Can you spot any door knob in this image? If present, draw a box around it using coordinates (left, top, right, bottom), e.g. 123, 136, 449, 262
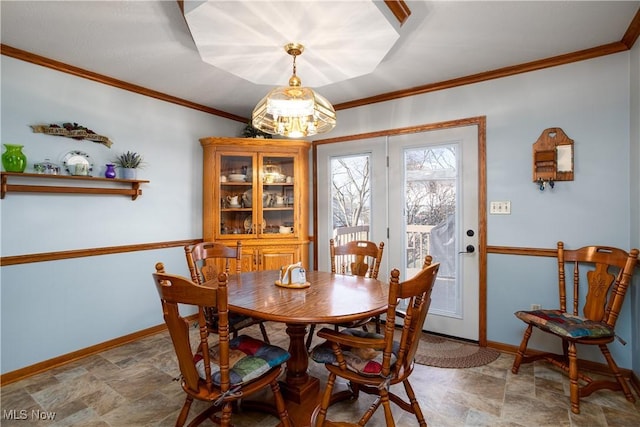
459, 245, 475, 254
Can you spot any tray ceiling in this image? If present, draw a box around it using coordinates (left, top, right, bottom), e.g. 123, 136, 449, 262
1, 1, 638, 120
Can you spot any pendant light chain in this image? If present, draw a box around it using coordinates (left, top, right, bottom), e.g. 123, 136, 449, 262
292, 52, 297, 77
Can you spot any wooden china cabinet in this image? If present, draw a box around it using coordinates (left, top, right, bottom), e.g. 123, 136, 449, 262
200, 136, 310, 272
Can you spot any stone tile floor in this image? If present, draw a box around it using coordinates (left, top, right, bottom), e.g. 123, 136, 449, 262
1, 321, 639, 426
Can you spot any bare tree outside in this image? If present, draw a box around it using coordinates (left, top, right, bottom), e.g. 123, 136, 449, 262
330, 147, 456, 272
405, 146, 457, 269
405, 146, 456, 226
331, 155, 371, 228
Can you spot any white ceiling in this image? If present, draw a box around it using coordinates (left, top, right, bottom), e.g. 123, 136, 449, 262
1, 1, 638, 122
183, 1, 401, 86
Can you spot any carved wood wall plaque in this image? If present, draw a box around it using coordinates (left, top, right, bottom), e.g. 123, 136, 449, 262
31, 122, 113, 147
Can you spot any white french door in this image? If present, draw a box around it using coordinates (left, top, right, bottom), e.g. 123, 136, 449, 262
316, 137, 388, 275
316, 124, 479, 341
387, 126, 479, 340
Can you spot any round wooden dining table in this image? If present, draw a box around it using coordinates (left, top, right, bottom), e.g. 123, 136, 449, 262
225, 269, 389, 425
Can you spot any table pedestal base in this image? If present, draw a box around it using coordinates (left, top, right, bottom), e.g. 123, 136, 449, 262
280, 376, 319, 404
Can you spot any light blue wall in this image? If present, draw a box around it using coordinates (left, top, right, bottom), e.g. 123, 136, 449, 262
325, 52, 637, 368
0, 56, 243, 373
2, 50, 638, 375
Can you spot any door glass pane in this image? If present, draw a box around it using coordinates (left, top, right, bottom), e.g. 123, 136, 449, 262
404, 144, 460, 317
330, 154, 371, 273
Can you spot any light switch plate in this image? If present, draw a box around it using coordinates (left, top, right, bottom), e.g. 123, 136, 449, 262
490, 201, 511, 214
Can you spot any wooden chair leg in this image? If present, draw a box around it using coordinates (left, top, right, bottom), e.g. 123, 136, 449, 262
379, 389, 396, 427
349, 381, 361, 400
512, 324, 533, 374
358, 395, 382, 426
599, 344, 635, 402
176, 396, 193, 427
220, 402, 233, 426
306, 324, 316, 350
315, 371, 337, 427
270, 380, 292, 427
561, 339, 569, 360
259, 322, 270, 344
403, 379, 427, 426
568, 342, 580, 414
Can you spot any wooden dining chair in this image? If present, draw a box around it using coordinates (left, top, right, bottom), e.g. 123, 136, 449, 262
185, 241, 270, 343
311, 259, 440, 427
330, 238, 385, 280
305, 239, 385, 351
152, 263, 292, 427
511, 242, 639, 414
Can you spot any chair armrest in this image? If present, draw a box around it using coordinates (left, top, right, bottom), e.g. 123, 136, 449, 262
317, 327, 385, 350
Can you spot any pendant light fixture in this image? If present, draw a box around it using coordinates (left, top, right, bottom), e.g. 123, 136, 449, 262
252, 43, 336, 138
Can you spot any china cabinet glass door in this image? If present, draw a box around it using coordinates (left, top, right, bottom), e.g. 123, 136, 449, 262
260, 154, 296, 237
218, 153, 255, 237
217, 152, 297, 239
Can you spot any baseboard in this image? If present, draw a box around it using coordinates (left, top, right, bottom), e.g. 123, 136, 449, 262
0, 315, 196, 386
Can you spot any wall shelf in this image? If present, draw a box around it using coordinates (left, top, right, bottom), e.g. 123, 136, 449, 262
1, 172, 149, 200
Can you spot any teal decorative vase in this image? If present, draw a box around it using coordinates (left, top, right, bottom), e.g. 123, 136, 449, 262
2, 144, 27, 172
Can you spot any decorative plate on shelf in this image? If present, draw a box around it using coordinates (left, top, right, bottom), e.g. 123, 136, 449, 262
243, 216, 266, 232
62, 150, 94, 176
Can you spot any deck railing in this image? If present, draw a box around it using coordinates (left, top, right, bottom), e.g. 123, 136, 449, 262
332, 225, 370, 246
332, 224, 434, 277
406, 224, 434, 264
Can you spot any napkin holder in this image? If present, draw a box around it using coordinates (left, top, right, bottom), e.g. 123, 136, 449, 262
275, 262, 309, 288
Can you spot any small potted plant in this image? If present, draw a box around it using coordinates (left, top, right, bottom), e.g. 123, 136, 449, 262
241, 121, 272, 139
114, 151, 144, 179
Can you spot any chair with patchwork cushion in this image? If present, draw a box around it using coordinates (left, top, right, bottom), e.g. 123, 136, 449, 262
511, 241, 639, 414
185, 241, 270, 343
152, 262, 292, 426
310, 258, 439, 427
305, 239, 385, 350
